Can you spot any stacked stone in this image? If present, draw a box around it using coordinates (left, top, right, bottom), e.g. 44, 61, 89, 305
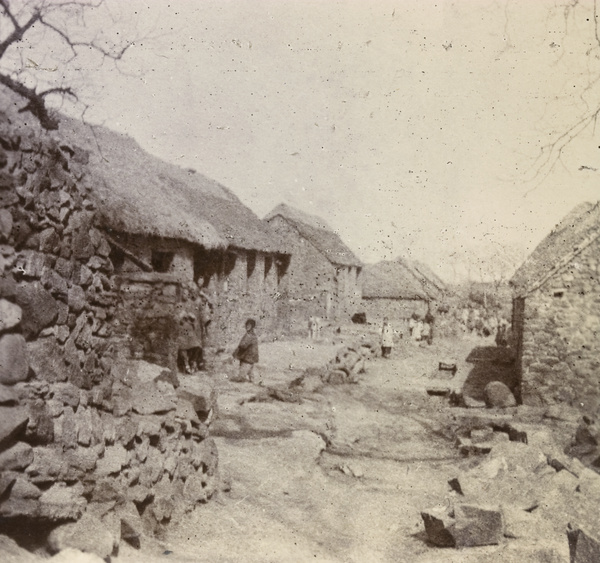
0, 121, 219, 554
323, 340, 377, 384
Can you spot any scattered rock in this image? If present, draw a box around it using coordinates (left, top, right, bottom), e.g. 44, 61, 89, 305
452, 504, 504, 547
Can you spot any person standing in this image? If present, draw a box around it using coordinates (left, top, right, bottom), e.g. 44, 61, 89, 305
233, 318, 259, 382
380, 316, 394, 358
424, 311, 435, 345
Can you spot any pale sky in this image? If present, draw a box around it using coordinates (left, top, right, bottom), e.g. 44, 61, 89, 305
12, 0, 600, 282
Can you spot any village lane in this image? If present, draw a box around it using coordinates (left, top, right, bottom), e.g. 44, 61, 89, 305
112, 330, 514, 563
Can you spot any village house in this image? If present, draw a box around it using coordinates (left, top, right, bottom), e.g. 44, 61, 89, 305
361, 259, 434, 333
510, 201, 600, 411
58, 115, 290, 366
264, 204, 362, 330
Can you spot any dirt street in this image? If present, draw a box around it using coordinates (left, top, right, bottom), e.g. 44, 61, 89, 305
112, 329, 567, 563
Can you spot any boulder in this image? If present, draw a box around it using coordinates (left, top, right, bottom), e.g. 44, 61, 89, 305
47, 513, 115, 560
177, 375, 216, 418
0, 406, 28, 446
0, 333, 29, 385
131, 383, 177, 415
452, 504, 504, 547
484, 381, 517, 408
95, 444, 128, 477
0, 299, 21, 332
67, 285, 86, 314
0, 441, 33, 471
39, 482, 86, 520
14, 282, 58, 339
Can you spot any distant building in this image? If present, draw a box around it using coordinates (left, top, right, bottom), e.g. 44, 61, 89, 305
510, 201, 600, 410
361, 260, 433, 330
264, 204, 362, 329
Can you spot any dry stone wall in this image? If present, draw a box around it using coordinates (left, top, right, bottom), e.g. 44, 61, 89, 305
516, 237, 600, 413
0, 122, 218, 551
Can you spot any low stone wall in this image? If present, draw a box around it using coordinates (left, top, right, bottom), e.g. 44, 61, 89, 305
0, 120, 218, 553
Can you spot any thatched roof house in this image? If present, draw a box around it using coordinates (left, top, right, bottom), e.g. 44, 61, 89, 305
0, 85, 291, 351
264, 203, 362, 325
395, 256, 445, 300
265, 203, 361, 267
361, 259, 435, 326
509, 201, 600, 410
362, 261, 429, 300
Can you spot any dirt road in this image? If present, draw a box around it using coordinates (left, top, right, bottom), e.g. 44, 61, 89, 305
114, 331, 558, 563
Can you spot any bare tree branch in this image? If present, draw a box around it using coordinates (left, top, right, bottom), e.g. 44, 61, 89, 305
0, 0, 140, 129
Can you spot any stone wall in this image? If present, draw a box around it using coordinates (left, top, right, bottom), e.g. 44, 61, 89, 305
0, 122, 218, 551
515, 237, 600, 413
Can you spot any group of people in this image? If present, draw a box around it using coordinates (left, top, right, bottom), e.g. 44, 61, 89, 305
176, 284, 213, 374
408, 312, 435, 345
380, 311, 435, 358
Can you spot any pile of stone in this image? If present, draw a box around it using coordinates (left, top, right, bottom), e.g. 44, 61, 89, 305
1, 359, 218, 556
322, 340, 377, 384
0, 110, 219, 558
421, 427, 600, 559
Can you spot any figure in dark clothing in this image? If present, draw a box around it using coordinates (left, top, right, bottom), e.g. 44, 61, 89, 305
233, 318, 259, 382
424, 311, 435, 345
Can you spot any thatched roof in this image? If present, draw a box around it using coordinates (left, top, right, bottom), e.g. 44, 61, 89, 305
264, 203, 361, 267
412, 260, 446, 292
395, 256, 444, 300
362, 260, 429, 300
510, 201, 600, 297
0, 86, 287, 254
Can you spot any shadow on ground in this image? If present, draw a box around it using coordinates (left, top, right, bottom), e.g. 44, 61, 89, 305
462, 345, 518, 402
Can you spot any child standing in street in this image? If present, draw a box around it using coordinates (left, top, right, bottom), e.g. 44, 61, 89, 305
380, 316, 394, 358
233, 318, 259, 382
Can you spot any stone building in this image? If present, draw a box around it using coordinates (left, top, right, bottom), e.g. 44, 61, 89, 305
510, 201, 600, 411
264, 204, 362, 330
57, 116, 290, 363
361, 259, 433, 332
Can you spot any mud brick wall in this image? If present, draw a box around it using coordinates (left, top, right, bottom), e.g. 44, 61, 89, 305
515, 236, 600, 413
0, 123, 218, 542
267, 215, 352, 330
210, 250, 286, 350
